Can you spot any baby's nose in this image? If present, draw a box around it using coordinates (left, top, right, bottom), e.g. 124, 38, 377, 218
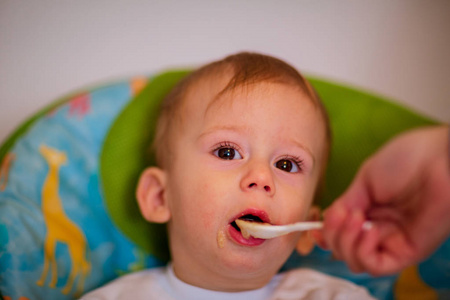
248, 182, 271, 193
240, 161, 275, 196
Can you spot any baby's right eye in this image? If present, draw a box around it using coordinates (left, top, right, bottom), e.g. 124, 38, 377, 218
213, 143, 242, 160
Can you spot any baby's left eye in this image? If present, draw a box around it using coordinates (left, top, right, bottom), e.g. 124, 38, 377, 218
275, 159, 301, 173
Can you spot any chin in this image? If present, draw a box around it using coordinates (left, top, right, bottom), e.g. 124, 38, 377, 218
219, 249, 283, 276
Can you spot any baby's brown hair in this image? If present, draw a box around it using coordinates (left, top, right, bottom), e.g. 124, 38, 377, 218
153, 52, 331, 201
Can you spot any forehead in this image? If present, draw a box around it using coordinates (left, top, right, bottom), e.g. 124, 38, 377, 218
183, 72, 316, 119
204, 81, 322, 134
183, 76, 326, 145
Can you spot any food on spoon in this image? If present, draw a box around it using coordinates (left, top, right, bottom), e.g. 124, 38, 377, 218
235, 219, 270, 239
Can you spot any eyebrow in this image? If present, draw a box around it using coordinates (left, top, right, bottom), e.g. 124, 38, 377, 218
289, 139, 315, 164
198, 125, 316, 165
197, 125, 250, 141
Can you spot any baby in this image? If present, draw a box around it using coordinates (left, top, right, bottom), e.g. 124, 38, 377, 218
82, 52, 374, 299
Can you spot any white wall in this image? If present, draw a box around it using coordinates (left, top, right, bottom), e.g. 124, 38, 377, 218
1, 0, 449, 143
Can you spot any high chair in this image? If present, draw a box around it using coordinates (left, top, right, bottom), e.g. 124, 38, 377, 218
0, 70, 448, 300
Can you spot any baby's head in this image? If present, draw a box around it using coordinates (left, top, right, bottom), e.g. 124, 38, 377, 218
153, 53, 330, 171
137, 52, 331, 291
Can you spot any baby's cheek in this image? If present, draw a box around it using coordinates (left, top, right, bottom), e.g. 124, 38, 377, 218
191, 186, 220, 229
287, 201, 310, 222
290, 188, 315, 220
199, 210, 216, 229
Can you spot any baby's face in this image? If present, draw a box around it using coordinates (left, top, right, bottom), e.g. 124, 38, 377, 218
165, 77, 327, 290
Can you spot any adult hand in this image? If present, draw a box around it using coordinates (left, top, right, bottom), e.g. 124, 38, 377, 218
315, 125, 450, 276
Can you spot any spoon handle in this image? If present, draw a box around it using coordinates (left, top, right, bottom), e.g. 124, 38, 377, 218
236, 219, 372, 239
287, 221, 323, 232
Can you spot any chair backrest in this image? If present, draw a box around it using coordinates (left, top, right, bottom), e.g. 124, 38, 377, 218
1, 70, 447, 300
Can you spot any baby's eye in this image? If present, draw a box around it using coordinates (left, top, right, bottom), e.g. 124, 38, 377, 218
275, 158, 301, 173
214, 146, 243, 160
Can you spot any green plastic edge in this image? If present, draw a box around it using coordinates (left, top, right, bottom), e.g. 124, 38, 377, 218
100, 70, 191, 261
307, 77, 438, 207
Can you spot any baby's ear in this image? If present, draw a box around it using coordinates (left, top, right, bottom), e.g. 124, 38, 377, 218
136, 167, 170, 223
295, 205, 322, 256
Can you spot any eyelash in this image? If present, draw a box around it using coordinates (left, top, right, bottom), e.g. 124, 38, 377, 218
280, 155, 304, 171
212, 141, 241, 152
212, 142, 303, 171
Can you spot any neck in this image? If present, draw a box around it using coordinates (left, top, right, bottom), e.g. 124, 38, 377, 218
172, 260, 274, 292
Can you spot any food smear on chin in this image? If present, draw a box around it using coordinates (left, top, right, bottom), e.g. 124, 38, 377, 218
217, 230, 226, 248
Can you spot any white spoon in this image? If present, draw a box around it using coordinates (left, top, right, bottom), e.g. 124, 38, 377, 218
235, 219, 323, 239
235, 219, 373, 239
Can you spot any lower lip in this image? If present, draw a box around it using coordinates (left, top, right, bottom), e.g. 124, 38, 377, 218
228, 223, 265, 246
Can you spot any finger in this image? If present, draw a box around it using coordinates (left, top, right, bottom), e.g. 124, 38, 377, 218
354, 223, 384, 275
338, 210, 366, 273
323, 202, 348, 260
310, 229, 328, 250
355, 224, 407, 276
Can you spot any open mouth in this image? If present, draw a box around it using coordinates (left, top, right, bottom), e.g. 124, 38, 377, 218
231, 214, 265, 232
228, 209, 269, 246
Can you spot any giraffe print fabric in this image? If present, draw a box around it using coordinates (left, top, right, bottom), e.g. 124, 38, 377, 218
0, 77, 165, 299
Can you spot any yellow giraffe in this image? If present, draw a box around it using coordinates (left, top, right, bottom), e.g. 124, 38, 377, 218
36, 145, 91, 295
